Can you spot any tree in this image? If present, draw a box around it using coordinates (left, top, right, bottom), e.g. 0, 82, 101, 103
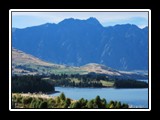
22, 97, 33, 104
35, 99, 42, 108
65, 98, 71, 107
116, 101, 121, 108
108, 100, 115, 108
79, 98, 88, 108
15, 95, 23, 103
101, 98, 107, 108
109, 103, 114, 108
60, 92, 66, 101
47, 98, 55, 108
56, 96, 61, 103
63, 98, 71, 108
39, 101, 48, 108
122, 103, 129, 108
86, 100, 94, 108
29, 99, 37, 108
94, 95, 102, 108
71, 101, 81, 108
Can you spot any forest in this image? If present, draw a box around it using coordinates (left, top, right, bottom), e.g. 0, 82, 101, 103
49, 73, 148, 88
12, 75, 54, 93
114, 79, 148, 88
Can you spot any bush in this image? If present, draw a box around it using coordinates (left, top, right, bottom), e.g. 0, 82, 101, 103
22, 97, 32, 104
39, 101, 48, 108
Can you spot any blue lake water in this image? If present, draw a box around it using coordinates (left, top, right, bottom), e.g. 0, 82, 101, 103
49, 87, 148, 108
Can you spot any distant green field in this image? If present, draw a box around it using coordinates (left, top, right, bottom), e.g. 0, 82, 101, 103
49, 69, 87, 75
70, 78, 80, 83
13, 64, 88, 75
100, 80, 114, 87
46, 78, 114, 87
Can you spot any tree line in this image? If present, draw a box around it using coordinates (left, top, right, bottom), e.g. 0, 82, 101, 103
114, 79, 148, 88
50, 73, 148, 88
50, 72, 108, 81
50, 73, 108, 88
12, 93, 129, 109
53, 78, 103, 88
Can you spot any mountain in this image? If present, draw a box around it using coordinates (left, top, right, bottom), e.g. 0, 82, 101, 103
80, 63, 122, 76
12, 48, 67, 75
12, 48, 64, 67
80, 63, 147, 79
12, 48, 147, 79
12, 17, 148, 70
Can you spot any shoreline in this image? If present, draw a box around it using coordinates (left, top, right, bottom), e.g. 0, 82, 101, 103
54, 86, 148, 89
12, 92, 58, 99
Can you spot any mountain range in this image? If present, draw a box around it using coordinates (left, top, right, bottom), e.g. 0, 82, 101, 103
12, 17, 148, 71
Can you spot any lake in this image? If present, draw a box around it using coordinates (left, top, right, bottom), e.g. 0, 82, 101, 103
49, 87, 148, 108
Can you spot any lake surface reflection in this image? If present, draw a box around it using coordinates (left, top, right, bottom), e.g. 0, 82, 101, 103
49, 87, 148, 108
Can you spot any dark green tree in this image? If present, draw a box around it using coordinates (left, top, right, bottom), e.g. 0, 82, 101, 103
22, 97, 33, 104
94, 95, 101, 108
47, 98, 55, 108
60, 92, 66, 101
116, 101, 121, 108
39, 101, 48, 108
79, 98, 88, 108
86, 100, 94, 108
63, 98, 71, 108
122, 103, 129, 108
71, 101, 81, 108
101, 98, 107, 108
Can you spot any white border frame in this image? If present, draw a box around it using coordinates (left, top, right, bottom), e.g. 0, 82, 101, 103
9, 9, 151, 111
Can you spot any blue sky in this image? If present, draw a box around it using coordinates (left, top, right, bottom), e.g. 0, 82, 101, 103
12, 12, 148, 29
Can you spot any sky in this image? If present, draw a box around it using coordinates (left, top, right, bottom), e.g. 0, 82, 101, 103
12, 11, 148, 29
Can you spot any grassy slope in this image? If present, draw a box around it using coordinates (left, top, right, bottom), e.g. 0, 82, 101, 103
12, 48, 148, 80
12, 48, 87, 75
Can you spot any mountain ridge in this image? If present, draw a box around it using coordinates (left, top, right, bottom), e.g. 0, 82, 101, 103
12, 17, 148, 70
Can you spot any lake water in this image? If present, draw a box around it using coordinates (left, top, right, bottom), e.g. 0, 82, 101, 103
49, 87, 148, 108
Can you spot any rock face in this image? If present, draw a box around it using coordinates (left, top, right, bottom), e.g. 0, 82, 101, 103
12, 17, 148, 70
